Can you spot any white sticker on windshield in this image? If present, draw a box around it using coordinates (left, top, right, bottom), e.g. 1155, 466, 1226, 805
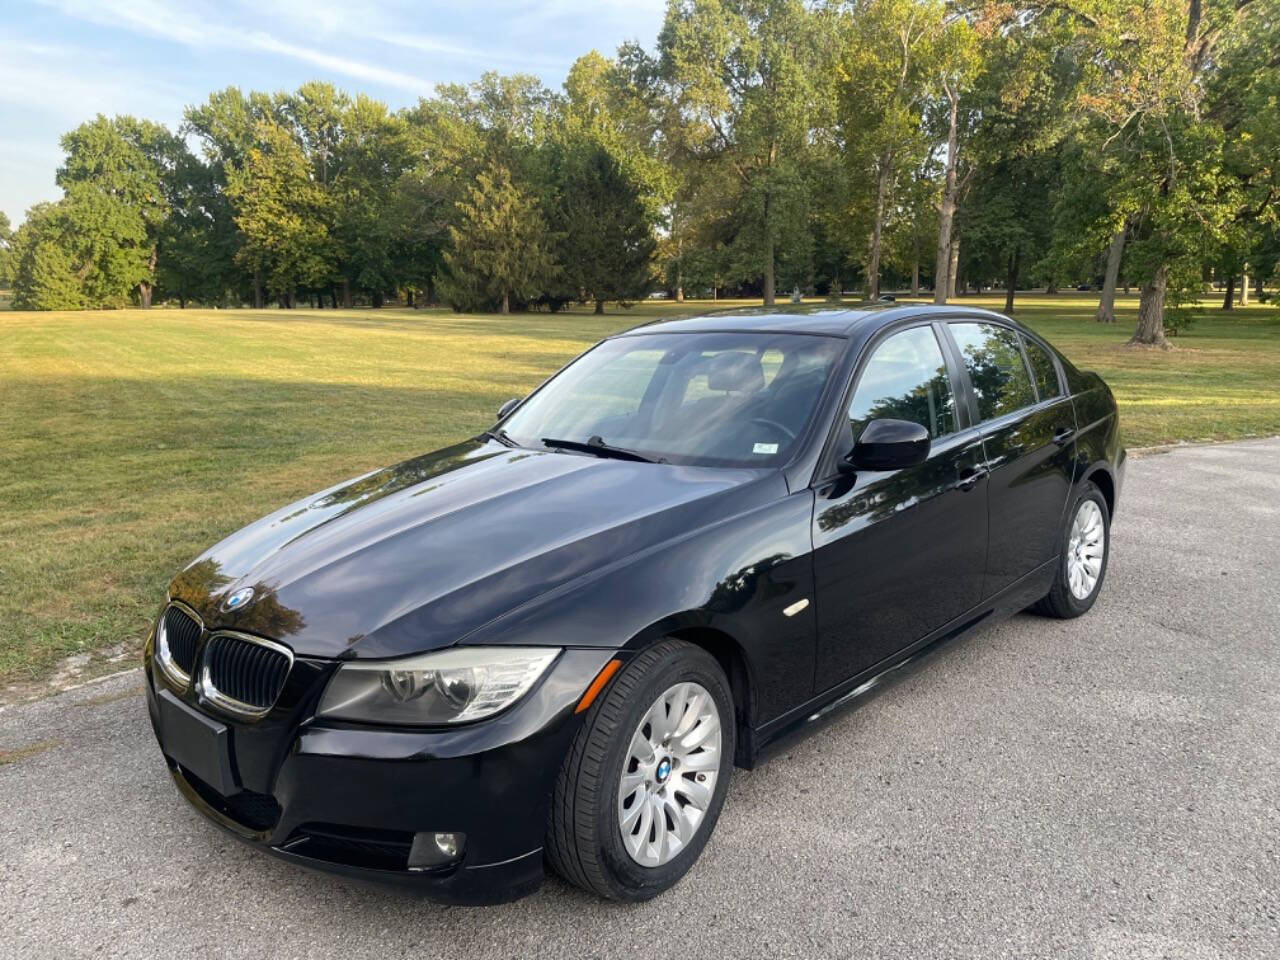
753, 442, 779, 455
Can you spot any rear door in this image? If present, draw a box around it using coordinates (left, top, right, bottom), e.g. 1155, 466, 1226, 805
810, 322, 989, 688
944, 322, 1076, 598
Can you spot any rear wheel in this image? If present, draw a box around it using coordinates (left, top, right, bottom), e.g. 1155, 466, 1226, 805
546, 639, 734, 900
1033, 481, 1110, 619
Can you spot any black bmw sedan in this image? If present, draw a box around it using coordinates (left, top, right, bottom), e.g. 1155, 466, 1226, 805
145, 304, 1125, 903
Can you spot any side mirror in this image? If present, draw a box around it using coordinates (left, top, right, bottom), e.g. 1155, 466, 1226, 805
843, 418, 930, 472
496, 397, 520, 420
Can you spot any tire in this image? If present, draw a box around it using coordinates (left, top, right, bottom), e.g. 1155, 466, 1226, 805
546, 638, 735, 901
1032, 480, 1111, 619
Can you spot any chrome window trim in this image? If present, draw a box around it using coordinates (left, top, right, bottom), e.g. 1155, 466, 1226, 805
198, 631, 295, 720
155, 599, 203, 691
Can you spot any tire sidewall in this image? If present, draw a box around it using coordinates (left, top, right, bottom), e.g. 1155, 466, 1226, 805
595, 648, 735, 898
1058, 483, 1111, 615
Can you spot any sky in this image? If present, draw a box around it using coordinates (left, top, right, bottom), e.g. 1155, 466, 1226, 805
0, 0, 667, 227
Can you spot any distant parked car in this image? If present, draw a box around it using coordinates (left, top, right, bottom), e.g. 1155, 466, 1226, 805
1076, 284, 1092, 291
145, 303, 1125, 904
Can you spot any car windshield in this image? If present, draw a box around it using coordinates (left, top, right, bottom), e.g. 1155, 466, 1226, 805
499, 331, 843, 467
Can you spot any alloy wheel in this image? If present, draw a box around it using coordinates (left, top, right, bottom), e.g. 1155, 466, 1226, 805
1066, 499, 1105, 600
617, 681, 722, 867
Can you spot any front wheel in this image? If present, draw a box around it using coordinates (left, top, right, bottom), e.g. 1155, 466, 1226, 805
1033, 481, 1111, 619
546, 639, 734, 900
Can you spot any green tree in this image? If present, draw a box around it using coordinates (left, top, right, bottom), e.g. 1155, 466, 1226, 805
9, 203, 85, 310
10, 190, 150, 310
1046, 0, 1264, 344
833, 0, 947, 298
1204, 2, 1280, 305
439, 162, 557, 313
552, 138, 657, 311
183, 87, 279, 305
225, 120, 335, 306
405, 73, 557, 306
331, 95, 414, 306
656, 0, 826, 304
154, 150, 223, 307
57, 115, 190, 307
0, 211, 12, 287
957, 9, 1078, 310
882, 156, 940, 294
928, 12, 979, 304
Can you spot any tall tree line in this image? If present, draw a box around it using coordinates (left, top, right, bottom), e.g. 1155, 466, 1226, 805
6, 0, 1280, 346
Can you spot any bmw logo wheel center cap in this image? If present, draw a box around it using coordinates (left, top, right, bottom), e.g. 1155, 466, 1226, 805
655, 757, 672, 783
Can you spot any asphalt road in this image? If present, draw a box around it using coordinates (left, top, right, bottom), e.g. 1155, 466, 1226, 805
2, 438, 1278, 960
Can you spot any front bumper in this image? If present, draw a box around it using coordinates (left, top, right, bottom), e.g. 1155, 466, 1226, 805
144, 638, 615, 904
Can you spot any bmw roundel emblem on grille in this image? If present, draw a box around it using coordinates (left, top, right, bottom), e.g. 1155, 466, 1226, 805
224, 587, 255, 611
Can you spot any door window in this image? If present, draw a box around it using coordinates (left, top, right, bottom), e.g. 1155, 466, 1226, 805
1022, 336, 1062, 400
949, 323, 1037, 422
848, 326, 956, 443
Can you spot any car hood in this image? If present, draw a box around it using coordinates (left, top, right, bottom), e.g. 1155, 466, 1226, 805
168, 438, 780, 659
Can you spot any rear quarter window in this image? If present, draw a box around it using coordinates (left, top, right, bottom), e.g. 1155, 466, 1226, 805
1022, 336, 1063, 400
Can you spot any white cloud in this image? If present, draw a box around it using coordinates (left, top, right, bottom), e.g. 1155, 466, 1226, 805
244, 33, 430, 92
3, 0, 671, 221
34, 0, 433, 92
0, 42, 187, 122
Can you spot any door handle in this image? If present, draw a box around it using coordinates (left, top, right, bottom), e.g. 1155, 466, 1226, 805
1052, 426, 1073, 446
954, 466, 987, 491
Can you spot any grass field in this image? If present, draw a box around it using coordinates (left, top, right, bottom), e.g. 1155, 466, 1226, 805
2, 293, 1278, 689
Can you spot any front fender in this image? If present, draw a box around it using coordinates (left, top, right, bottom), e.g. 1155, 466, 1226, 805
459, 489, 818, 726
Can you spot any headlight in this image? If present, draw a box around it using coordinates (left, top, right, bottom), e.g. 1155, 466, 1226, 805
316, 647, 560, 725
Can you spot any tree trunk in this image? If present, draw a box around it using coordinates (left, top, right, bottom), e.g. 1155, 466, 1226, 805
1130, 266, 1170, 347
1046, 277, 1058, 294
372, 290, 384, 308
341, 278, 352, 309
1222, 274, 1234, 310
407, 290, 414, 308
911, 239, 920, 297
1239, 264, 1249, 306
1004, 247, 1020, 313
1095, 228, 1126, 322
178, 294, 186, 309
501, 291, 510, 314
287, 289, 296, 309
594, 298, 605, 314
762, 190, 776, 306
253, 273, 263, 309
138, 245, 157, 308
933, 87, 961, 305
947, 239, 960, 299
1123, 279, 1130, 295
1256, 270, 1264, 301
868, 149, 892, 300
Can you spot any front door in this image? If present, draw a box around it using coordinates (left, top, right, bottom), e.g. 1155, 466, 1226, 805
811, 323, 989, 690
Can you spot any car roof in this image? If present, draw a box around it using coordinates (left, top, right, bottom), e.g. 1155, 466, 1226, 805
616, 302, 1014, 338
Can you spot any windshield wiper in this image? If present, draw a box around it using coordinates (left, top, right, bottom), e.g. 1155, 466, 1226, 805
541, 435, 662, 463
481, 428, 519, 448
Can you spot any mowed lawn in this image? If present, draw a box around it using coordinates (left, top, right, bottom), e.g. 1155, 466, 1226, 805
2, 293, 1277, 687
